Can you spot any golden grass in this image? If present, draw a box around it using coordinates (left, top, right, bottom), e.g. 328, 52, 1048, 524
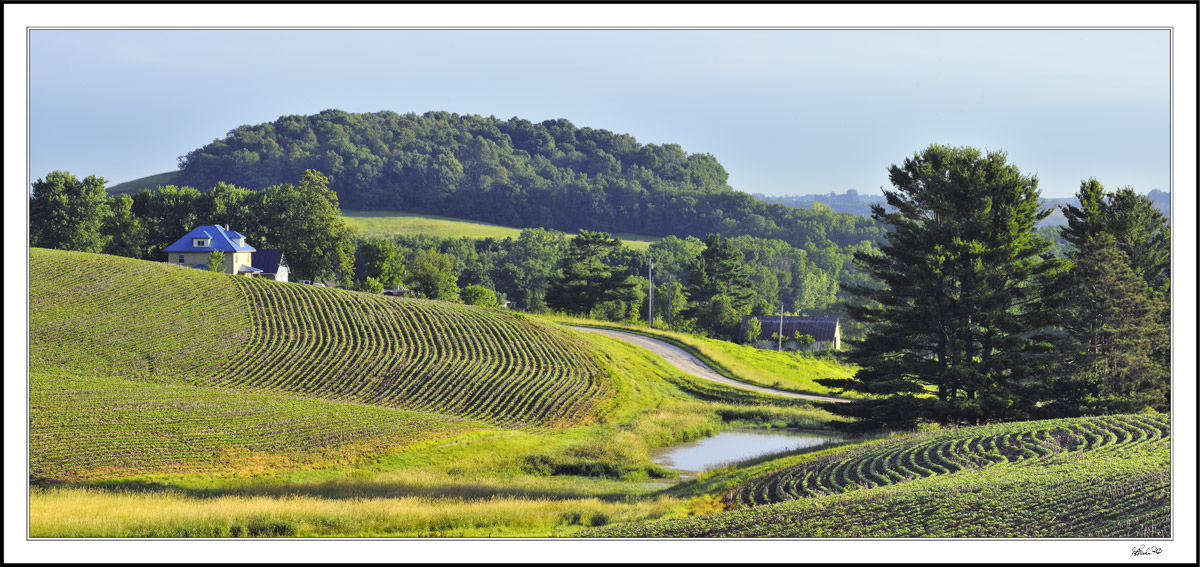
29, 486, 680, 537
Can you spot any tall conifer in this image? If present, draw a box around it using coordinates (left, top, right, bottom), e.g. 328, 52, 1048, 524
818, 145, 1061, 430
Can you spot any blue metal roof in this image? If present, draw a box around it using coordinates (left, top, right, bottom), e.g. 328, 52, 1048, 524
164, 225, 256, 253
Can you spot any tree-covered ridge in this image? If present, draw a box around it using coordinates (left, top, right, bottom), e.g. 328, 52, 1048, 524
175, 110, 884, 250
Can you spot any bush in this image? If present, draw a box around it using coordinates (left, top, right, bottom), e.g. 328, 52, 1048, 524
460, 284, 498, 308
359, 276, 384, 294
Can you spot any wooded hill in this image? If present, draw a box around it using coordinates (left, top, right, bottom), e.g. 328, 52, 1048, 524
175, 110, 885, 251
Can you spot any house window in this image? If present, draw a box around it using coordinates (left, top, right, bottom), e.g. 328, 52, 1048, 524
178, 255, 185, 263
193, 238, 211, 247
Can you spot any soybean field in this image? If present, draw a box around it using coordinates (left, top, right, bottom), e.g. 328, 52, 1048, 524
29, 249, 612, 482
586, 415, 1171, 538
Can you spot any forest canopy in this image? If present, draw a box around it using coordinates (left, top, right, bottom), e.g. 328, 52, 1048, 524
175, 110, 885, 251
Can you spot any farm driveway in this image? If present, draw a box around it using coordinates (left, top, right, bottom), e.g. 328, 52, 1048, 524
566, 326, 850, 403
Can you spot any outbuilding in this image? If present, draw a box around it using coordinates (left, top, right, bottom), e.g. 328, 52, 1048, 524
740, 315, 842, 351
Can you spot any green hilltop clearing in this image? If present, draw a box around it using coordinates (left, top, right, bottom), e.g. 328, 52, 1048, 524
105, 171, 178, 194
342, 209, 659, 250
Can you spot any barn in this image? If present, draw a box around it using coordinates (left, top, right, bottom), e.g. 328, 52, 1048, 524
740, 315, 842, 351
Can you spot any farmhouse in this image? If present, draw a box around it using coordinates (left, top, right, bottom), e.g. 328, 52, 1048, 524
164, 224, 262, 276
740, 315, 842, 351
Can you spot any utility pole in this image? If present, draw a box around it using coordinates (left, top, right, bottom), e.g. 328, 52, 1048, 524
666, 278, 673, 332
778, 302, 784, 352
647, 259, 654, 329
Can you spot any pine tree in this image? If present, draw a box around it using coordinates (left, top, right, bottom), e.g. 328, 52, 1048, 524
545, 230, 635, 316
1061, 178, 1170, 292
817, 145, 1061, 430
1040, 234, 1168, 415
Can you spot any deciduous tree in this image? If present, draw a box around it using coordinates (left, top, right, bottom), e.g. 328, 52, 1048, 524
30, 171, 107, 252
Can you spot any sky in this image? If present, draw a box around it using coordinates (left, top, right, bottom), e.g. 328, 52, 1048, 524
27, 28, 1171, 199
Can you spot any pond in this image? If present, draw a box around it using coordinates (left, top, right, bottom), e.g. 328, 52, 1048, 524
651, 429, 842, 477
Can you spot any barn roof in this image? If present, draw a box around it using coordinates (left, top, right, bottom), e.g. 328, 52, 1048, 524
741, 316, 840, 342
251, 249, 284, 274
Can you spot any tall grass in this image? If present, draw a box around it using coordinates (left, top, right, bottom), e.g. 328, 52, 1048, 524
29, 486, 680, 537
546, 314, 861, 398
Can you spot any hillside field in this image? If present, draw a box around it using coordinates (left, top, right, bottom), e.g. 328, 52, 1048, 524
587, 414, 1171, 538
27, 249, 1172, 539
342, 209, 659, 250
105, 171, 179, 194
28, 248, 837, 536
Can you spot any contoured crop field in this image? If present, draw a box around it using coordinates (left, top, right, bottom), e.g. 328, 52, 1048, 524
586, 414, 1171, 538
29, 249, 611, 482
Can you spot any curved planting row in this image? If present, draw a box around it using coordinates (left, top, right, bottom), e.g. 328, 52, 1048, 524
588, 414, 1171, 537
29, 249, 250, 378
204, 277, 610, 428
730, 414, 1171, 508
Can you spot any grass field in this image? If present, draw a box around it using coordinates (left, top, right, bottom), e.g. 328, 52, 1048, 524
545, 315, 861, 399
342, 210, 659, 251
105, 171, 179, 194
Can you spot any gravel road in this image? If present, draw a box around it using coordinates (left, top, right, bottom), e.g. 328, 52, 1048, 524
567, 326, 850, 403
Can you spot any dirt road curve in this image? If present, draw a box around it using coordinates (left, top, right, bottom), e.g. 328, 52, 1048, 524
567, 326, 850, 403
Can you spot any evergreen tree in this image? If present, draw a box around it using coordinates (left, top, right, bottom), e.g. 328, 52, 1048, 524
1040, 234, 1169, 415
686, 234, 753, 308
1061, 178, 1170, 292
30, 171, 108, 252
818, 145, 1061, 431
545, 230, 635, 316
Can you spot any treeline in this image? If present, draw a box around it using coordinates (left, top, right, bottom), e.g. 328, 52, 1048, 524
356, 228, 869, 337
174, 110, 886, 250
29, 170, 356, 282
818, 145, 1171, 431
29, 168, 864, 340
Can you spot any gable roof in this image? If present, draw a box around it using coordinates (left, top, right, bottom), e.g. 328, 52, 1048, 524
164, 225, 256, 253
251, 249, 285, 274
741, 315, 840, 342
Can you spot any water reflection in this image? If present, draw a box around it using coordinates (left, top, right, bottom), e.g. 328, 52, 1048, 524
652, 429, 840, 476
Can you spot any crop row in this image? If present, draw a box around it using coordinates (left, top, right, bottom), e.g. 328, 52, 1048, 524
729, 414, 1171, 508
29, 249, 250, 378
201, 277, 610, 428
587, 414, 1171, 538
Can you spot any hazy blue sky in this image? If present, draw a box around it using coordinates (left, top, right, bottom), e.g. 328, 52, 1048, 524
29, 29, 1170, 198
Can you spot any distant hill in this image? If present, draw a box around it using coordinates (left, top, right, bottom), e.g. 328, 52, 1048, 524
756, 189, 1170, 227
170, 110, 884, 251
